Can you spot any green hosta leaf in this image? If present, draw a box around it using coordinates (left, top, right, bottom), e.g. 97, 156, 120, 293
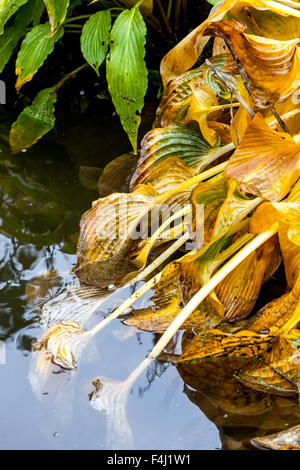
9, 87, 57, 154
0, 0, 29, 35
0, 0, 45, 73
43, 0, 69, 34
15, 22, 64, 90
106, 6, 147, 152
80, 10, 111, 75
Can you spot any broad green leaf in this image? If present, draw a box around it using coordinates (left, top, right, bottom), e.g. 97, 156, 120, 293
9, 87, 57, 154
15, 22, 64, 91
43, 0, 69, 34
0, 0, 45, 73
81, 10, 111, 75
0, 0, 28, 35
106, 6, 147, 152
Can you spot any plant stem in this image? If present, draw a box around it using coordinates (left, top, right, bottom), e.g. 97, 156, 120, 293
120, 224, 279, 386
206, 59, 255, 118
87, 232, 190, 337
55, 64, 88, 91
64, 15, 92, 24
156, 159, 231, 205
156, 0, 174, 37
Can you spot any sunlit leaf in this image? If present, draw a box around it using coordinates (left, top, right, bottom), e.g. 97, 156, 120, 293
106, 5, 147, 151
178, 328, 275, 363
9, 87, 57, 154
185, 78, 219, 146
225, 113, 300, 201
130, 124, 228, 190
44, 0, 69, 34
81, 10, 111, 75
15, 22, 64, 90
160, 0, 300, 87
203, 19, 300, 108
156, 54, 231, 128
0, 0, 28, 35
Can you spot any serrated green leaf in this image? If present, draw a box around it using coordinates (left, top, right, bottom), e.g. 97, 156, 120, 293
0, 0, 45, 73
106, 6, 147, 152
9, 87, 57, 154
15, 22, 64, 90
0, 0, 29, 35
80, 10, 111, 75
43, 0, 70, 34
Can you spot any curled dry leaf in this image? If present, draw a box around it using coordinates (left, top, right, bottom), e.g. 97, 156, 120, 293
156, 54, 234, 140
160, 0, 300, 87
203, 19, 300, 108
225, 113, 300, 201
75, 184, 158, 287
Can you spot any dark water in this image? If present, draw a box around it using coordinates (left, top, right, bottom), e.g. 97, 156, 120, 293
0, 110, 222, 451
1, 108, 300, 451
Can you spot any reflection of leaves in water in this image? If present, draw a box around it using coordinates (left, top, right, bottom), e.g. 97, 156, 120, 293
177, 338, 300, 450
0, 140, 97, 251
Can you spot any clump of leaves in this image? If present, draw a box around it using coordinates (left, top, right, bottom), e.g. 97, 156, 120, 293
29, 0, 300, 450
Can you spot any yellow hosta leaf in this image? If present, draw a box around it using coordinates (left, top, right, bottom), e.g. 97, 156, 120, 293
178, 328, 275, 363
186, 78, 219, 146
203, 19, 300, 108
225, 113, 300, 201
160, 0, 300, 87
238, 334, 300, 396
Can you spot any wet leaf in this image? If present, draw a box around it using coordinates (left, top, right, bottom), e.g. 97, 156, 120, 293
9, 87, 57, 154
178, 329, 275, 363
106, 5, 147, 151
81, 10, 111, 75
231, 4, 300, 40
0, 0, 28, 35
185, 78, 219, 146
15, 22, 64, 90
43, 0, 69, 34
225, 113, 300, 201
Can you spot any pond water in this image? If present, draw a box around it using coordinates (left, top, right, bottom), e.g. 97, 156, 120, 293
0, 106, 299, 451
